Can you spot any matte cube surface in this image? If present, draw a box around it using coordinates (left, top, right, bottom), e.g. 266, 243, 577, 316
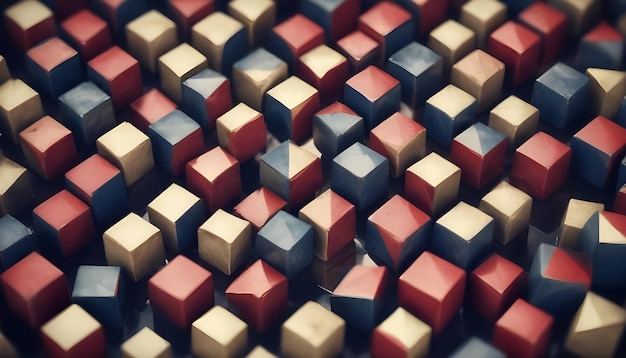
228, 0, 276, 48
268, 14, 324, 71
191, 11, 247, 75
71, 265, 125, 328
492, 299, 553, 358
216, 103, 267, 162
577, 21, 624, 70
312, 102, 363, 159
126, 10, 178, 73
198, 209, 252, 275
558, 199, 604, 249
186, 147, 241, 212
25, 37, 82, 99
358, 2, 414, 59
405, 152, 461, 216
129, 88, 177, 131
302, 0, 360, 43
586, 68, 626, 120
232, 48, 288, 112
87, 46, 143, 110
0, 215, 33, 271
518, 2, 568, 64
233, 188, 287, 233
489, 95, 539, 148
297, 44, 349, 103
192, 305, 248, 358
459, 0, 507, 48
424, 84, 477, 147
428, 19, 476, 69
167, 0, 214, 40
0, 79, 44, 144
336, 30, 380, 72
371, 307, 431, 358
0, 155, 31, 217
479, 181, 533, 245
4, 0, 56, 51
121, 327, 172, 358
40, 304, 106, 358
451, 49, 505, 112
60, 9, 111, 61
158, 43, 208, 103
488, 21, 541, 86
450, 337, 505, 358
92, 0, 148, 36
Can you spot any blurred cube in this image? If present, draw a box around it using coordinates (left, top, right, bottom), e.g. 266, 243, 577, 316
577, 22, 624, 70
302, 0, 359, 43
268, 14, 324, 71
91, 0, 147, 36
405, 152, 461, 216
336, 30, 380, 72
198, 209, 252, 275
547, 0, 600, 37
398, 0, 449, 36
158, 43, 208, 103
0, 215, 33, 272
424, 84, 477, 147
40, 304, 105, 357
4, 0, 55, 51
234, 188, 286, 233
167, 0, 214, 40
450, 337, 505, 358
0, 155, 32, 217
492, 299, 553, 358
228, 0, 276, 48
371, 307, 430, 358
191, 11, 247, 75
192, 306, 247, 358
121, 327, 172, 358
312, 102, 363, 159
232, 48, 288, 111
60, 9, 111, 61
358, 2, 414, 59
129, 88, 177, 131
451, 49, 504, 112
182, 68, 232, 130
88, 46, 142, 110
71, 265, 125, 328
428, 20, 476, 69
217, 103, 267, 162
298, 45, 349, 103
489, 95, 539, 149
186, 147, 241, 212
459, 0, 507, 48
558, 198, 604, 249
25, 37, 82, 99
488, 21, 541, 86
518, 2, 568, 64
480, 181, 533, 245
126, 10, 178, 73
0, 55, 9, 84
0, 79, 43, 144
586, 68, 626, 120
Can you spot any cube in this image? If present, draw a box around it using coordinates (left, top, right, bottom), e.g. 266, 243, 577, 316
71, 265, 125, 328
489, 95, 539, 148
0, 55, 9, 84
344, 65, 401, 130
91, 0, 148, 36
32, 190, 94, 258
424, 84, 477, 147
371, 307, 431, 358
577, 22, 624, 70
147, 183, 204, 251
312, 241, 356, 291
148, 255, 214, 328
217, 103, 267, 162
405, 152, 461, 216
518, 2, 568, 64
225, 259, 288, 332
509, 131, 572, 200
0, 79, 44, 144
398, 251, 466, 334
191, 11, 247, 75
531, 62, 590, 130
0, 252, 69, 328
428, 20, 476, 69
387, 42, 444, 109
0, 215, 33, 272
121, 327, 172, 358
228, 0, 276, 48
299, 189, 356, 261
450, 122, 507, 189
65, 154, 127, 227
59, 81, 115, 146
97, 122, 154, 186
198, 209, 252, 275
358, 2, 414, 59
470, 254, 526, 322
586, 68, 626, 120
488, 21, 541, 86
158, 43, 208, 103
298, 44, 350, 103
264, 76, 320, 142
565, 292, 626, 358
25, 37, 82, 99
186, 147, 241, 213
451, 49, 505, 112
126, 10, 178, 74
281, 301, 345, 358
0, 155, 32, 217
147, 110, 204, 176
547, 0, 600, 36
60, 9, 111, 61
88, 46, 142, 110
19, 115, 78, 181
558, 199, 604, 249
167, 0, 214, 40
398, 0, 449, 36
129, 88, 177, 131
268, 14, 324, 71
370, 113, 425, 178
232, 48, 288, 112
459, 0, 507, 48
103, 213, 165, 281
312, 102, 363, 159
256, 210, 314, 279
301, 0, 359, 43
233, 188, 287, 233
331, 265, 389, 332
40, 304, 106, 357
247, 346, 275, 358
182, 68, 232, 130
450, 337, 505, 358
480, 181, 533, 246
492, 299, 553, 358
336, 30, 381, 72
3, 0, 56, 51
331, 142, 389, 210
192, 306, 247, 358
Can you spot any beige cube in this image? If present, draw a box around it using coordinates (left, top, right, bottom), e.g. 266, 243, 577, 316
192, 305, 248, 358
40, 304, 105, 357
126, 10, 178, 73
372, 307, 431, 358
96, 122, 154, 186
229, 0, 276, 48
460, 0, 507, 48
121, 327, 172, 358
548, 0, 601, 36
558, 199, 604, 249
246, 346, 276, 358
103, 213, 165, 281
479, 181, 533, 245
0, 154, 32, 216
158, 43, 208, 103
451, 49, 504, 112
198, 209, 252, 275
0, 55, 9, 84
0, 79, 43, 144
192, 12, 244, 72
489, 95, 539, 148
405, 152, 461, 216
232, 48, 288, 111
586, 68, 626, 120
428, 20, 476, 69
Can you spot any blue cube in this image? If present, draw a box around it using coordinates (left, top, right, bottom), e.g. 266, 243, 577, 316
312, 102, 364, 159
0, 215, 34, 271
331, 142, 388, 210
531, 63, 589, 130
25, 37, 82, 99
386, 42, 443, 108
59, 81, 116, 146
147, 110, 204, 176
71, 265, 125, 328
576, 22, 624, 70
424, 84, 477, 147
450, 337, 506, 358
255, 210, 314, 279
182, 68, 232, 130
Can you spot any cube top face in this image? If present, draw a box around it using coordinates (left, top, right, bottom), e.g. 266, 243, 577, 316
454, 49, 504, 84
359, 1, 412, 36
27, 37, 77, 72
0, 79, 39, 112
427, 84, 476, 118
587, 67, 625, 95
193, 11, 244, 46
584, 21, 623, 42
97, 122, 149, 159
400, 251, 465, 301
369, 194, 430, 241
0, 214, 30, 251
437, 201, 493, 241
88, 46, 138, 81
462, 0, 506, 22
517, 132, 570, 169
200, 209, 250, 244
317, 101, 358, 116
454, 122, 507, 156
472, 254, 524, 295
537, 62, 589, 99
72, 265, 121, 298
193, 305, 247, 344
535, 244, 591, 287
389, 42, 442, 76
333, 265, 388, 300
0, 155, 27, 195
104, 213, 160, 252
571, 291, 626, 336
159, 43, 207, 78
562, 198, 604, 229
518, 2, 567, 34
490, 21, 541, 55
574, 115, 626, 155
20, 116, 72, 153
126, 9, 176, 42
229, 0, 274, 20
122, 327, 171, 358
261, 141, 318, 179
189, 146, 238, 182
345, 65, 400, 101
490, 95, 537, 126
596, 211, 626, 244
149, 255, 211, 301
33, 190, 90, 231
226, 259, 286, 298
4, 0, 52, 30
266, 76, 318, 111
61, 9, 108, 44
234, 187, 286, 230
60, 82, 110, 116
184, 68, 228, 98
234, 48, 286, 82
40, 304, 101, 351
481, 181, 532, 217
259, 211, 312, 251
148, 183, 201, 222
149, 110, 201, 145
273, 14, 324, 52
0, 252, 63, 299
407, 152, 460, 187
336, 30, 379, 62
130, 88, 177, 126
451, 337, 505, 358
300, 189, 354, 231
299, 45, 347, 78
375, 307, 431, 350
65, 154, 120, 196
496, 299, 553, 344
430, 19, 475, 52
218, 102, 261, 130
333, 143, 387, 179
283, 301, 344, 347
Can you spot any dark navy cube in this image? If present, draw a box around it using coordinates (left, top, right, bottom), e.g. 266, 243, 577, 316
312, 102, 364, 159
331, 142, 388, 210
424, 84, 477, 147
91, 0, 148, 35
0, 215, 33, 272
577, 22, 624, 71
147, 110, 204, 177
71, 265, 125, 329
255, 210, 314, 279
531, 63, 590, 130
450, 337, 506, 358
386, 42, 443, 108
301, 0, 360, 42
59, 82, 116, 146
182, 68, 232, 130
25, 37, 82, 99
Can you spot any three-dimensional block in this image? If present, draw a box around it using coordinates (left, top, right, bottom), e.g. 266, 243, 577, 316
0, 215, 33, 272
509, 131, 572, 200
225, 259, 288, 332
558, 198, 604, 249
121, 327, 172, 358
126, 10, 178, 74
192, 305, 248, 358
301, 0, 359, 43
198, 209, 252, 275
428, 19, 476, 69
233, 187, 287, 233
547, 0, 600, 37
40, 304, 105, 357
167, 0, 214, 40
398, 0, 449, 36
148, 255, 214, 328
129, 88, 177, 131
60, 9, 111, 61
269, 14, 324, 71
91, 0, 148, 36
312, 102, 363, 159
399, 251, 466, 334
147, 183, 204, 251
71, 265, 125, 328
4, 0, 56, 51
424, 84, 477, 147
0, 155, 32, 217
256, 210, 314, 279
232, 48, 288, 111
336, 30, 381, 72
228, 0, 276, 48
405, 152, 461, 216
489, 95, 539, 148
480, 181, 533, 245
103, 213, 165, 281
488, 21, 541, 86
298, 44, 350, 103
0, 79, 44, 144
518, 2, 568, 64
492, 299, 553, 358
371, 307, 431, 358
191, 11, 247, 75
88, 46, 142, 110
217, 103, 266, 162
577, 21, 624, 70
182, 68, 232, 130
459, 0, 507, 48
358, 2, 414, 59
158, 43, 208, 103
451, 49, 505, 112
586, 68, 626, 120
450, 337, 505, 358
25, 37, 82, 99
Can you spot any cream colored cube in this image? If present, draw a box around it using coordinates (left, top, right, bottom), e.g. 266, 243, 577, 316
460, 0, 507, 48
192, 12, 244, 72
228, 0, 276, 48
489, 95, 539, 149
121, 327, 172, 358
0, 154, 32, 216
558, 198, 604, 249
198, 209, 252, 275
373, 307, 431, 358
158, 43, 208, 103
192, 305, 248, 358
126, 10, 178, 73
586, 68, 626, 120
479, 181, 533, 245
0, 79, 43, 144
428, 20, 476, 69
451, 49, 504, 112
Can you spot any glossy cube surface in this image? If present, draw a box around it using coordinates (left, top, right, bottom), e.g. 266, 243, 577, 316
459, 0, 507, 48
301, 0, 359, 42
428, 19, 476, 69
577, 21, 624, 70
228, 0, 276, 48
336, 30, 380, 72
121, 327, 172, 358
586, 68, 626, 120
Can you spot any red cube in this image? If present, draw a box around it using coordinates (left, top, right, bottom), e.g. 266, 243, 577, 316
358, 2, 414, 59
45, 0, 87, 20
398, 251, 466, 334
87, 46, 142, 110
510, 131, 571, 200
216, 103, 267, 162
403, 0, 449, 36
129, 88, 177, 131
336, 30, 381, 72
470, 254, 526, 321
298, 45, 350, 104
148, 255, 213, 329
4, 1, 56, 52
60, 9, 111, 61
167, 0, 214, 40
518, 2, 568, 65
19, 116, 78, 181
233, 187, 287, 233
225, 259, 288, 332
186, 147, 241, 213
493, 298, 553, 358
270, 14, 325, 71
488, 21, 542, 86
0, 252, 70, 328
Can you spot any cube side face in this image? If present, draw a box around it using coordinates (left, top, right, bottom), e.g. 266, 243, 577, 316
331, 159, 388, 211
470, 274, 507, 321
571, 137, 614, 189
398, 278, 443, 333
405, 171, 436, 215
89, 174, 128, 227
289, 158, 323, 207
